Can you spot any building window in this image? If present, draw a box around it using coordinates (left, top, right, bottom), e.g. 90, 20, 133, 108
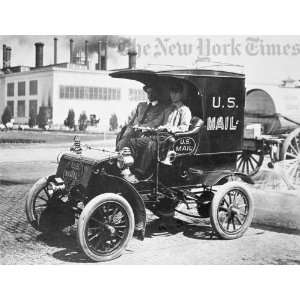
103, 88, 107, 100
93, 87, 98, 99
7, 101, 14, 117
17, 100, 26, 117
18, 81, 26, 96
116, 89, 121, 100
7, 83, 14, 97
29, 80, 38, 95
29, 100, 38, 116
111, 89, 116, 100
70, 86, 74, 99
75, 87, 80, 99
65, 86, 70, 98
84, 87, 89, 99
60, 86, 65, 98
89, 87, 94, 99
79, 87, 84, 99
129, 88, 147, 101
99, 88, 103, 99
59, 85, 121, 100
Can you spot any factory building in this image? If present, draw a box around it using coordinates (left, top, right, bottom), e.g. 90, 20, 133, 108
0, 39, 146, 130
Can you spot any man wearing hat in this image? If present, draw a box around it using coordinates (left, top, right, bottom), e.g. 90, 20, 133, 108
124, 82, 193, 182
116, 84, 170, 150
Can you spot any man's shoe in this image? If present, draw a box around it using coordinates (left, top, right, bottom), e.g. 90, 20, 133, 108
124, 173, 139, 184
121, 169, 139, 184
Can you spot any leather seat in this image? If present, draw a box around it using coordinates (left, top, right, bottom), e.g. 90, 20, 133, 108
175, 116, 204, 137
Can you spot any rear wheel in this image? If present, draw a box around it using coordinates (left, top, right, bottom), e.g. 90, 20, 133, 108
210, 181, 254, 239
77, 193, 134, 262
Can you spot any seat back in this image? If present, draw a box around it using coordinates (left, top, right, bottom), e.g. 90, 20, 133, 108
175, 116, 203, 137
189, 116, 203, 130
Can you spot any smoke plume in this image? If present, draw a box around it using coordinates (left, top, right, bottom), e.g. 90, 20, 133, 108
0, 35, 132, 68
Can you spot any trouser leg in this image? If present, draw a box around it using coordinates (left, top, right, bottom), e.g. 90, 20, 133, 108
135, 140, 157, 176
129, 137, 156, 177
116, 129, 139, 151
117, 135, 132, 151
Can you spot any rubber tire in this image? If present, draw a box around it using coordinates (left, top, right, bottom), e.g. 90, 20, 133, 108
210, 181, 254, 240
77, 193, 135, 262
25, 177, 48, 231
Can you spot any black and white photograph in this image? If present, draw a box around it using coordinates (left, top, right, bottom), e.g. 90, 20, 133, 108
1, 34, 300, 265
1, 1, 300, 299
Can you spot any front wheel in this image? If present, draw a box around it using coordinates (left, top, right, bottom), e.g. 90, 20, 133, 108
210, 181, 254, 239
77, 193, 135, 262
25, 177, 51, 231
25, 177, 75, 232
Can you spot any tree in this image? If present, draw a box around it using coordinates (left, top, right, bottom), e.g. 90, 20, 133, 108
64, 109, 75, 130
78, 111, 88, 131
28, 108, 37, 128
109, 113, 118, 131
89, 114, 100, 126
1, 106, 12, 126
37, 106, 49, 129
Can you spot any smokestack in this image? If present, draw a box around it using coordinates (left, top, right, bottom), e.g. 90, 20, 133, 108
6, 46, 11, 68
128, 50, 137, 69
70, 39, 74, 63
35, 42, 44, 68
100, 41, 108, 70
97, 41, 101, 70
84, 40, 88, 66
54, 37, 58, 65
2, 44, 7, 69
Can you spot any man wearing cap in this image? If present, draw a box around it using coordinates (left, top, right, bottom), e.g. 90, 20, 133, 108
116, 84, 170, 150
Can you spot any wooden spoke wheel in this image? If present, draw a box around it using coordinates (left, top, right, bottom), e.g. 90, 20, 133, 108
236, 150, 264, 176
210, 182, 254, 239
279, 128, 300, 186
77, 193, 134, 262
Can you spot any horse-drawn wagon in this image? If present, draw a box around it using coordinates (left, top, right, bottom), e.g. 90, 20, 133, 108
237, 86, 300, 188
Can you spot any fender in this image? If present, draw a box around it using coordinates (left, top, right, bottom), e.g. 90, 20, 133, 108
215, 172, 254, 185
200, 170, 254, 186
87, 173, 147, 240
232, 172, 254, 184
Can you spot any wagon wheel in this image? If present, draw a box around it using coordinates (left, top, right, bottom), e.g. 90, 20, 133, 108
279, 128, 300, 186
77, 193, 134, 262
236, 150, 264, 176
210, 181, 254, 239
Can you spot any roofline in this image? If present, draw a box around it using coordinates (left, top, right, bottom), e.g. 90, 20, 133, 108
0, 66, 111, 78
110, 68, 245, 79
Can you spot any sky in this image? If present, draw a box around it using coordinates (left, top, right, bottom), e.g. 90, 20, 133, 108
1, 35, 300, 85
